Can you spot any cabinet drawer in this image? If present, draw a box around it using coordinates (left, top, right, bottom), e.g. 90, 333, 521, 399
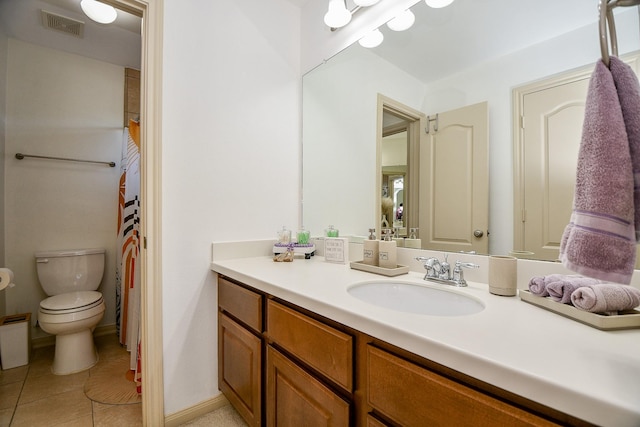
267, 300, 353, 393
218, 313, 262, 427
267, 346, 350, 427
366, 345, 557, 427
218, 277, 263, 333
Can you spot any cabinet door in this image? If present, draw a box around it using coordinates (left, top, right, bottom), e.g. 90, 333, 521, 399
219, 313, 262, 427
267, 346, 350, 427
367, 345, 557, 427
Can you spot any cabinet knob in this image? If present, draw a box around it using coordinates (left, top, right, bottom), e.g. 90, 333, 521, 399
473, 229, 484, 238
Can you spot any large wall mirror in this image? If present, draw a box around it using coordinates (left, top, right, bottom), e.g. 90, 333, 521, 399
302, 0, 640, 259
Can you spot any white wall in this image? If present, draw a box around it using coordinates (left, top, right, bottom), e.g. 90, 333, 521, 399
4, 39, 122, 337
161, 0, 300, 414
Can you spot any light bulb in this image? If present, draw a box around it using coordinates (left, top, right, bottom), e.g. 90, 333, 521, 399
81, 0, 117, 24
359, 28, 384, 48
425, 0, 454, 8
324, 0, 351, 28
353, 0, 381, 6
386, 10, 415, 32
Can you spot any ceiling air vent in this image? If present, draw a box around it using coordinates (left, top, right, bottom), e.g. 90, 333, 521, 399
40, 10, 85, 38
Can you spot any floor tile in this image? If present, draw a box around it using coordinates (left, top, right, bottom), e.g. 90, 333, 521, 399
92, 401, 142, 427
0, 366, 28, 387
19, 370, 88, 405
11, 388, 92, 427
0, 382, 22, 411
0, 407, 13, 427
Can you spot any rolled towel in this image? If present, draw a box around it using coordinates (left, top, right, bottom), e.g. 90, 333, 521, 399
528, 274, 581, 297
546, 277, 602, 304
570, 284, 640, 313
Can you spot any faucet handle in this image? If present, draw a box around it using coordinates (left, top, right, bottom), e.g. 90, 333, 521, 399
455, 261, 479, 269
452, 261, 479, 286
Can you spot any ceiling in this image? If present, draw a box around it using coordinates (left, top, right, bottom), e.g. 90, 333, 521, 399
0, 0, 142, 68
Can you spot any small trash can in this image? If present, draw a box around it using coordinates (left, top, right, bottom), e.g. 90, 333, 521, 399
0, 313, 31, 370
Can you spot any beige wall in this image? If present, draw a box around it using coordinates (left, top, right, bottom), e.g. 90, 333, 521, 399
4, 39, 123, 338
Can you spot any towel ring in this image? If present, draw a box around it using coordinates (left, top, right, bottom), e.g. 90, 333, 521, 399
599, 0, 618, 67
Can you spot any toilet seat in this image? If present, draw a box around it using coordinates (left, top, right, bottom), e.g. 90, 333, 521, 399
39, 291, 105, 324
40, 291, 103, 314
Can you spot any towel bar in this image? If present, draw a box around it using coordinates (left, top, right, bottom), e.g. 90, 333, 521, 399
15, 153, 116, 167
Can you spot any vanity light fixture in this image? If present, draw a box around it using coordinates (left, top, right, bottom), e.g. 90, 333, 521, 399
386, 9, 415, 32
358, 28, 384, 48
80, 0, 117, 24
324, 0, 351, 28
425, 0, 455, 8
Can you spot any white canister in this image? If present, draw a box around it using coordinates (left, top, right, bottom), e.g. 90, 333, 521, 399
488, 255, 517, 296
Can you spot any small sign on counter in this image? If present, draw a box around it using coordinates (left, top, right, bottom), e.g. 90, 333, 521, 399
324, 237, 349, 264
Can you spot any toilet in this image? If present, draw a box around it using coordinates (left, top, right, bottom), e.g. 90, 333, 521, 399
36, 248, 106, 375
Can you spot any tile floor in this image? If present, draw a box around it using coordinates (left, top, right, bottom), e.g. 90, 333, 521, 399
0, 334, 142, 427
0, 333, 246, 427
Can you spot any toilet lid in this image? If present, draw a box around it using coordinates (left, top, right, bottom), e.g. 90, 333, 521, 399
40, 291, 103, 312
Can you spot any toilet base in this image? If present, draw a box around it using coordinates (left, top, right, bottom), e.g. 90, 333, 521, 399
52, 329, 99, 375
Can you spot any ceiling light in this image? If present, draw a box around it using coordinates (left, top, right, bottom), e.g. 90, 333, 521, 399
353, 0, 381, 6
324, 0, 351, 28
425, 0, 454, 8
359, 28, 384, 48
80, 0, 117, 24
386, 10, 415, 32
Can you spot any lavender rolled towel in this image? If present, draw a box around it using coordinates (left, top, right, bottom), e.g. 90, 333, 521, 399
610, 56, 640, 242
559, 60, 636, 285
546, 277, 602, 304
528, 274, 576, 297
570, 284, 640, 313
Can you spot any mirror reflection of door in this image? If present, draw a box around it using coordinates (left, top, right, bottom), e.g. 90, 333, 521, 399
420, 102, 489, 254
515, 53, 640, 266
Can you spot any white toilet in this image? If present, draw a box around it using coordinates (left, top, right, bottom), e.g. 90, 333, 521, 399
36, 248, 106, 375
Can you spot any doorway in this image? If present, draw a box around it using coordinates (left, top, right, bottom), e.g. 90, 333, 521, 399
109, 0, 164, 425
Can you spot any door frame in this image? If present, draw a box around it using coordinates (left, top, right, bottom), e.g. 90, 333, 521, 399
105, 0, 164, 425
377, 94, 423, 239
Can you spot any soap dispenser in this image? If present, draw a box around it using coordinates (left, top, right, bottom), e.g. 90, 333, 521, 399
405, 228, 422, 249
378, 229, 397, 269
362, 228, 379, 266
393, 227, 405, 247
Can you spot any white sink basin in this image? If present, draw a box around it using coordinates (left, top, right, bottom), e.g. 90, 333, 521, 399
348, 281, 485, 316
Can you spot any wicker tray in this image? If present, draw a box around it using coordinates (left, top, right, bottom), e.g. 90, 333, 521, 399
519, 290, 640, 330
350, 261, 409, 277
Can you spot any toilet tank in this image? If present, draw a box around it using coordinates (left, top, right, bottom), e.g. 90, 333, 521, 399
35, 248, 106, 296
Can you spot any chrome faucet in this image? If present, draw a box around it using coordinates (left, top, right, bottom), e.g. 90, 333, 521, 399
415, 255, 479, 287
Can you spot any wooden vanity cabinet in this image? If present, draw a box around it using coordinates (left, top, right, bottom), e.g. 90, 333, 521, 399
218, 277, 264, 427
218, 276, 590, 427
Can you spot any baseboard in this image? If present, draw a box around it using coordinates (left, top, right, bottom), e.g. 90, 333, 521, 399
164, 393, 230, 427
31, 323, 118, 349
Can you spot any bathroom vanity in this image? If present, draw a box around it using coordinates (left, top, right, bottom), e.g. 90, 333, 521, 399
211, 245, 640, 427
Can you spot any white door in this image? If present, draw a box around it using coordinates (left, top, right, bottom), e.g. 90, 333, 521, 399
520, 78, 588, 261
419, 102, 489, 254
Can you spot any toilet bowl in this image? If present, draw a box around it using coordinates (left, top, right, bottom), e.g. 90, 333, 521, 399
35, 249, 106, 375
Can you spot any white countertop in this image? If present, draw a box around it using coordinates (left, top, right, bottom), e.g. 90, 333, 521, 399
211, 251, 640, 426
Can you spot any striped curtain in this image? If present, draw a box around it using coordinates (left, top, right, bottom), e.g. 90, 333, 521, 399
116, 119, 142, 393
